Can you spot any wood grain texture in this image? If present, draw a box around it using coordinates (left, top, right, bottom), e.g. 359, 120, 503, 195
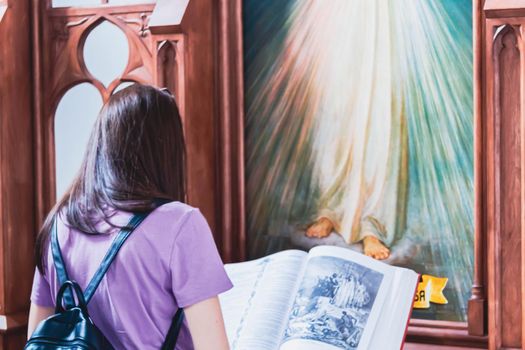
496, 26, 522, 349
0, 332, 28, 350
175, 0, 219, 241
485, 13, 525, 348
407, 320, 487, 348
469, 0, 488, 337
0, 0, 36, 346
404, 343, 486, 350
216, 0, 245, 262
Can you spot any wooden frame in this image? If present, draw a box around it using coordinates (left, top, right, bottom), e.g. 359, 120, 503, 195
32, 1, 188, 226
484, 1, 525, 348
216, 0, 490, 347
33, 0, 225, 243
0, 0, 36, 347
216, 0, 246, 262
486, 22, 522, 349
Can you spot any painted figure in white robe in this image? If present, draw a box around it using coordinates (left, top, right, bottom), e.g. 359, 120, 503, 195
300, 1, 408, 260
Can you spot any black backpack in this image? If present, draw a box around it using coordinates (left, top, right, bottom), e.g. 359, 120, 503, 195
25, 213, 185, 349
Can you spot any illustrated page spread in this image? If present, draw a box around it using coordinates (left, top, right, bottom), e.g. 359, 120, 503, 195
220, 246, 418, 350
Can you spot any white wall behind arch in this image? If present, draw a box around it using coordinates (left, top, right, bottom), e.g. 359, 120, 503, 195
54, 83, 103, 198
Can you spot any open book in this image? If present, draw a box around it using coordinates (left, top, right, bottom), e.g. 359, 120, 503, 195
219, 246, 419, 350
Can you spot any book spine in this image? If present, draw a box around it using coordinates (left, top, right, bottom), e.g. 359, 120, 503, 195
400, 274, 421, 349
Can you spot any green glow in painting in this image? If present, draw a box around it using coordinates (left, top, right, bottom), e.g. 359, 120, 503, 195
244, 0, 473, 321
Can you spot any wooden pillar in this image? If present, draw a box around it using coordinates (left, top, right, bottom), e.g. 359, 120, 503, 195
150, 0, 246, 261
150, 0, 222, 251
216, 0, 245, 262
0, 0, 36, 348
484, 1, 525, 349
176, 0, 221, 248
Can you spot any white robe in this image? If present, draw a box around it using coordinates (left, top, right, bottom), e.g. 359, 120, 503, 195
284, 0, 408, 245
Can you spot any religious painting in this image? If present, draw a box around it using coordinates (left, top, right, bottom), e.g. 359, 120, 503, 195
244, 0, 473, 321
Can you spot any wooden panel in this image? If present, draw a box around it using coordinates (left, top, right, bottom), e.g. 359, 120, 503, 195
176, 0, 219, 241
496, 26, 522, 349
216, 0, 245, 262
404, 343, 485, 350
486, 18, 525, 349
407, 320, 487, 348
0, 0, 35, 346
0, 331, 28, 350
469, 0, 488, 337
0, 0, 34, 314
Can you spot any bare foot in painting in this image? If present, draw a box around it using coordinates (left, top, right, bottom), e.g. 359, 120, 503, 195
306, 218, 334, 238
363, 236, 390, 260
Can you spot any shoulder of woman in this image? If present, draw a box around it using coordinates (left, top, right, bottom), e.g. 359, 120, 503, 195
149, 201, 207, 237
154, 200, 196, 213
153, 201, 199, 221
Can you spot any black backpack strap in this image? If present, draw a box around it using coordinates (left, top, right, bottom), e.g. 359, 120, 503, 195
51, 205, 184, 348
51, 218, 75, 308
83, 212, 148, 303
161, 308, 185, 350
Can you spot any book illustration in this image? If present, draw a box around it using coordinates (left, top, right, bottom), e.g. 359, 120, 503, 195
283, 256, 384, 349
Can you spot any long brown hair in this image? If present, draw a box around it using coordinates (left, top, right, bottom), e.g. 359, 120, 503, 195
36, 84, 186, 274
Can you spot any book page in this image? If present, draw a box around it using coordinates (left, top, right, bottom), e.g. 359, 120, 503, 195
280, 246, 395, 350
367, 268, 419, 349
219, 250, 307, 350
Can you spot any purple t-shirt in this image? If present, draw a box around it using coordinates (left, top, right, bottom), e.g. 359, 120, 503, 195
31, 201, 233, 349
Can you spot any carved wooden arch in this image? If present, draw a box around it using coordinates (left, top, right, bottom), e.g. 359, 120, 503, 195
49, 13, 154, 108
154, 37, 186, 118
157, 40, 179, 95
34, 3, 187, 224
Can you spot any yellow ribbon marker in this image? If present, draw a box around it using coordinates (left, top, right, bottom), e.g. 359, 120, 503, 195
423, 275, 448, 304
413, 277, 431, 308
413, 274, 448, 309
